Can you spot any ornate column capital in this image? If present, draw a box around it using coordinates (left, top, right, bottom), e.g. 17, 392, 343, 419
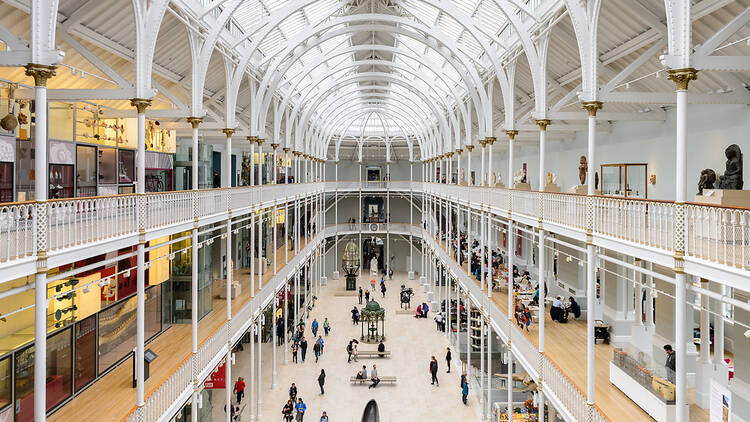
247, 135, 258, 144
445, 152, 454, 158
186, 117, 203, 129
581, 101, 603, 117
130, 98, 152, 114
293, 151, 302, 157
24, 63, 57, 86
283, 147, 290, 153
535, 119, 551, 131
270, 143, 279, 150
479, 139, 487, 147
486, 137, 496, 145
222, 128, 235, 137
666, 68, 698, 91
257, 138, 265, 146
455, 148, 463, 155
505, 130, 518, 140
465, 145, 474, 152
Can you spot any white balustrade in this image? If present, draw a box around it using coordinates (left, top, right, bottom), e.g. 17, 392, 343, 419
686, 204, 750, 270
543, 192, 586, 230
0, 202, 35, 262
512, 190, 539, 218
47, 195, 139, 252
592, 196, 674, 251
145, 191, 193, 229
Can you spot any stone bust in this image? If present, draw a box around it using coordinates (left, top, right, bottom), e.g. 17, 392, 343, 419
579, 156, 588, 185
718, 144, 743, 190
698, 169, 716, 195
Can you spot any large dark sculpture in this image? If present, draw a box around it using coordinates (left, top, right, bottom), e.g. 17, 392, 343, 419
718, 144, 743, 190
362, 400, 379, 422
342, 241, 360, 291
697, 169, 717, 195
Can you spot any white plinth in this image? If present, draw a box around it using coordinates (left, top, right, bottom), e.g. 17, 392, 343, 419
321, 276, 327, 286
609, 362, 676, 422
408, 271, 415, 280
423, 283, 430, 293
420, 276, 427, 286
332, 271, 339, 280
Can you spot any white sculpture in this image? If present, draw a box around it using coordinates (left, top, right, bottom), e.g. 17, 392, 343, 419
370, 256, 378, 275
494, 172, 504, 187
459, 168, 467, 185
513, 168, 526, 185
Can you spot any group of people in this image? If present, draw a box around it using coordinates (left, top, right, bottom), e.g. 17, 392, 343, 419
550, 296, 580, 323
282, 382, 329, 422
414, 302, 430, 318
290, 319, 327, 363
355, 364, 381, 388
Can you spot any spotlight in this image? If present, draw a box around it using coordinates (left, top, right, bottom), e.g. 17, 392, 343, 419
744, 330, 750, 339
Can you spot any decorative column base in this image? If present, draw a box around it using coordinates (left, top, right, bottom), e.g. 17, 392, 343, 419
408, 271, 415, 279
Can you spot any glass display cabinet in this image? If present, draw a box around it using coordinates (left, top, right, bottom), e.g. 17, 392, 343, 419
601, 163, 647, 198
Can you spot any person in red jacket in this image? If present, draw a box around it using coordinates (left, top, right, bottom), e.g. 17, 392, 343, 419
234, 377, 246, 404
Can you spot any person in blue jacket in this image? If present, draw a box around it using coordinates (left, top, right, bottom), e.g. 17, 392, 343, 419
296, 398, 307, 421
461, 375, 469, 405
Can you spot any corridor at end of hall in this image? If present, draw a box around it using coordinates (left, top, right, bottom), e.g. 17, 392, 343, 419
217, 271, 482, 422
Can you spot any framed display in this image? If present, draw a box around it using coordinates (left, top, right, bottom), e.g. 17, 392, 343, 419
600, 163, 648, 198
98, 147, 117, 184
76, 145, 97, 197
49, 164, 73, 199
118, 149, 135, 183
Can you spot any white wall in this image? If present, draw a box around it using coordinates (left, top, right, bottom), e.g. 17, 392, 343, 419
465, 104, 749, 200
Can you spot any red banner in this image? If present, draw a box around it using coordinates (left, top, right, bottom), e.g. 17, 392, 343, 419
516, 229, 523, 257
203, 360, 226, 389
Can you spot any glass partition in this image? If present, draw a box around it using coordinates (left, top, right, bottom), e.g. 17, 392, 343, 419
74, 315, 97, 391
76, 144, 97, 197
0, 355, 9, 413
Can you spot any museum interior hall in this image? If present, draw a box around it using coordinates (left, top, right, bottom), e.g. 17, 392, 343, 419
1, 0, 750, 421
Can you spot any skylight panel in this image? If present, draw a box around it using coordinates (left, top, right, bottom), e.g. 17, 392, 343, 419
476, 0, 506, 35
403, 0, 439, 25
263, 0, 290, 14
258, 28, 285, 56
454, 0, 479, 17
233, 1, 266, 31
278, 11, 307, 40
303, 0, 339, 25
437, 14, 463, 39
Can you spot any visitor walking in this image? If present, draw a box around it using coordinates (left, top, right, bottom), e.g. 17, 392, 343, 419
300, 337, 308, 362
365, 290, 370, 302
296, 398, 307, 421
313, 341, 321, 363
347, 340, 354, 363
353, 343, 359, 362
289, 383, 298, 401
233, 377, 246, 404
282, 399, 294, 421
370, 278, 376, 291
312, 319, 319, 337
359, 287, 363, 304
445, 347, 452, 373
429, 356, 439, 385
323, 318, 330, 336
461, 375, 469, 405
320, 411, 329, 422
317, 336, 324, 355
318, 369, 326, 394
291, 342, 299, 363
351, 306, 359, 325
381, 282, 387, 298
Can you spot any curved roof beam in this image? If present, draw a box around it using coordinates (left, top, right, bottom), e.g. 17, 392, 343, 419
258, 44, 472, 138
290, 73, 454, 156
250, 16, 489, 134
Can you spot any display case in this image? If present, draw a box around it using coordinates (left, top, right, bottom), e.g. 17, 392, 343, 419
0, 162, 12, 203
601, 163, 647, 198
98, 147, 117, 185
48, 164, 74, 199
75, 145, 97, 197
118, 149, 135, 184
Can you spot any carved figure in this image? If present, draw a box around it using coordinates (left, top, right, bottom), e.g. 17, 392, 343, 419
459, 168, 466, 185
546, 172, 553, 185
491, 172, 497, 185
579, 156, 588, 185
697, 169, 716, 195
495, 172, 503, 187
718, 144, 743, 190
513, 168, 526, 185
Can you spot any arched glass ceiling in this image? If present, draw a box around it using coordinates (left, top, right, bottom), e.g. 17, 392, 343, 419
202, 0, 540, 147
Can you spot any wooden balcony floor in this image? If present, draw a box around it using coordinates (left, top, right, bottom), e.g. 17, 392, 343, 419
49, 236, 310, 422
434, 238, 711, 422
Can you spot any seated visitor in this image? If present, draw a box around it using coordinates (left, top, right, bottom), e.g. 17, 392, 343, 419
415, 304, 422, 318
567, 297, 581, 319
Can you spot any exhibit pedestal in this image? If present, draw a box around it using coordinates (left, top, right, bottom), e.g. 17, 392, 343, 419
420, 276, 427, 286
332, 271, 339, 280
694, 189, 750, 208
494, 182, 506, 189
610, 362, 676, 422
408, 271, 415, 279
568, 185, 600, 195
321, 276, 327, 286
513, 182, 531, 191
544, 183, 561, 192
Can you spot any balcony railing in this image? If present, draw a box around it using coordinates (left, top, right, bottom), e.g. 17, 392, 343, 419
1, 181, 748, 278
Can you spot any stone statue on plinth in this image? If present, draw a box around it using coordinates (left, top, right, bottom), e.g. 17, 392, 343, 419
718, 144, 743, 190
697, 169, 717, 195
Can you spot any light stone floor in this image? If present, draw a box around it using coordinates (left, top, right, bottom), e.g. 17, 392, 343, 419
212, 272, 483, 422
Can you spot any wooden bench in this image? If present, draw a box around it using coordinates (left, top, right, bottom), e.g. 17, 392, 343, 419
356, 350, 391, 358
349, 376, 397, 385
